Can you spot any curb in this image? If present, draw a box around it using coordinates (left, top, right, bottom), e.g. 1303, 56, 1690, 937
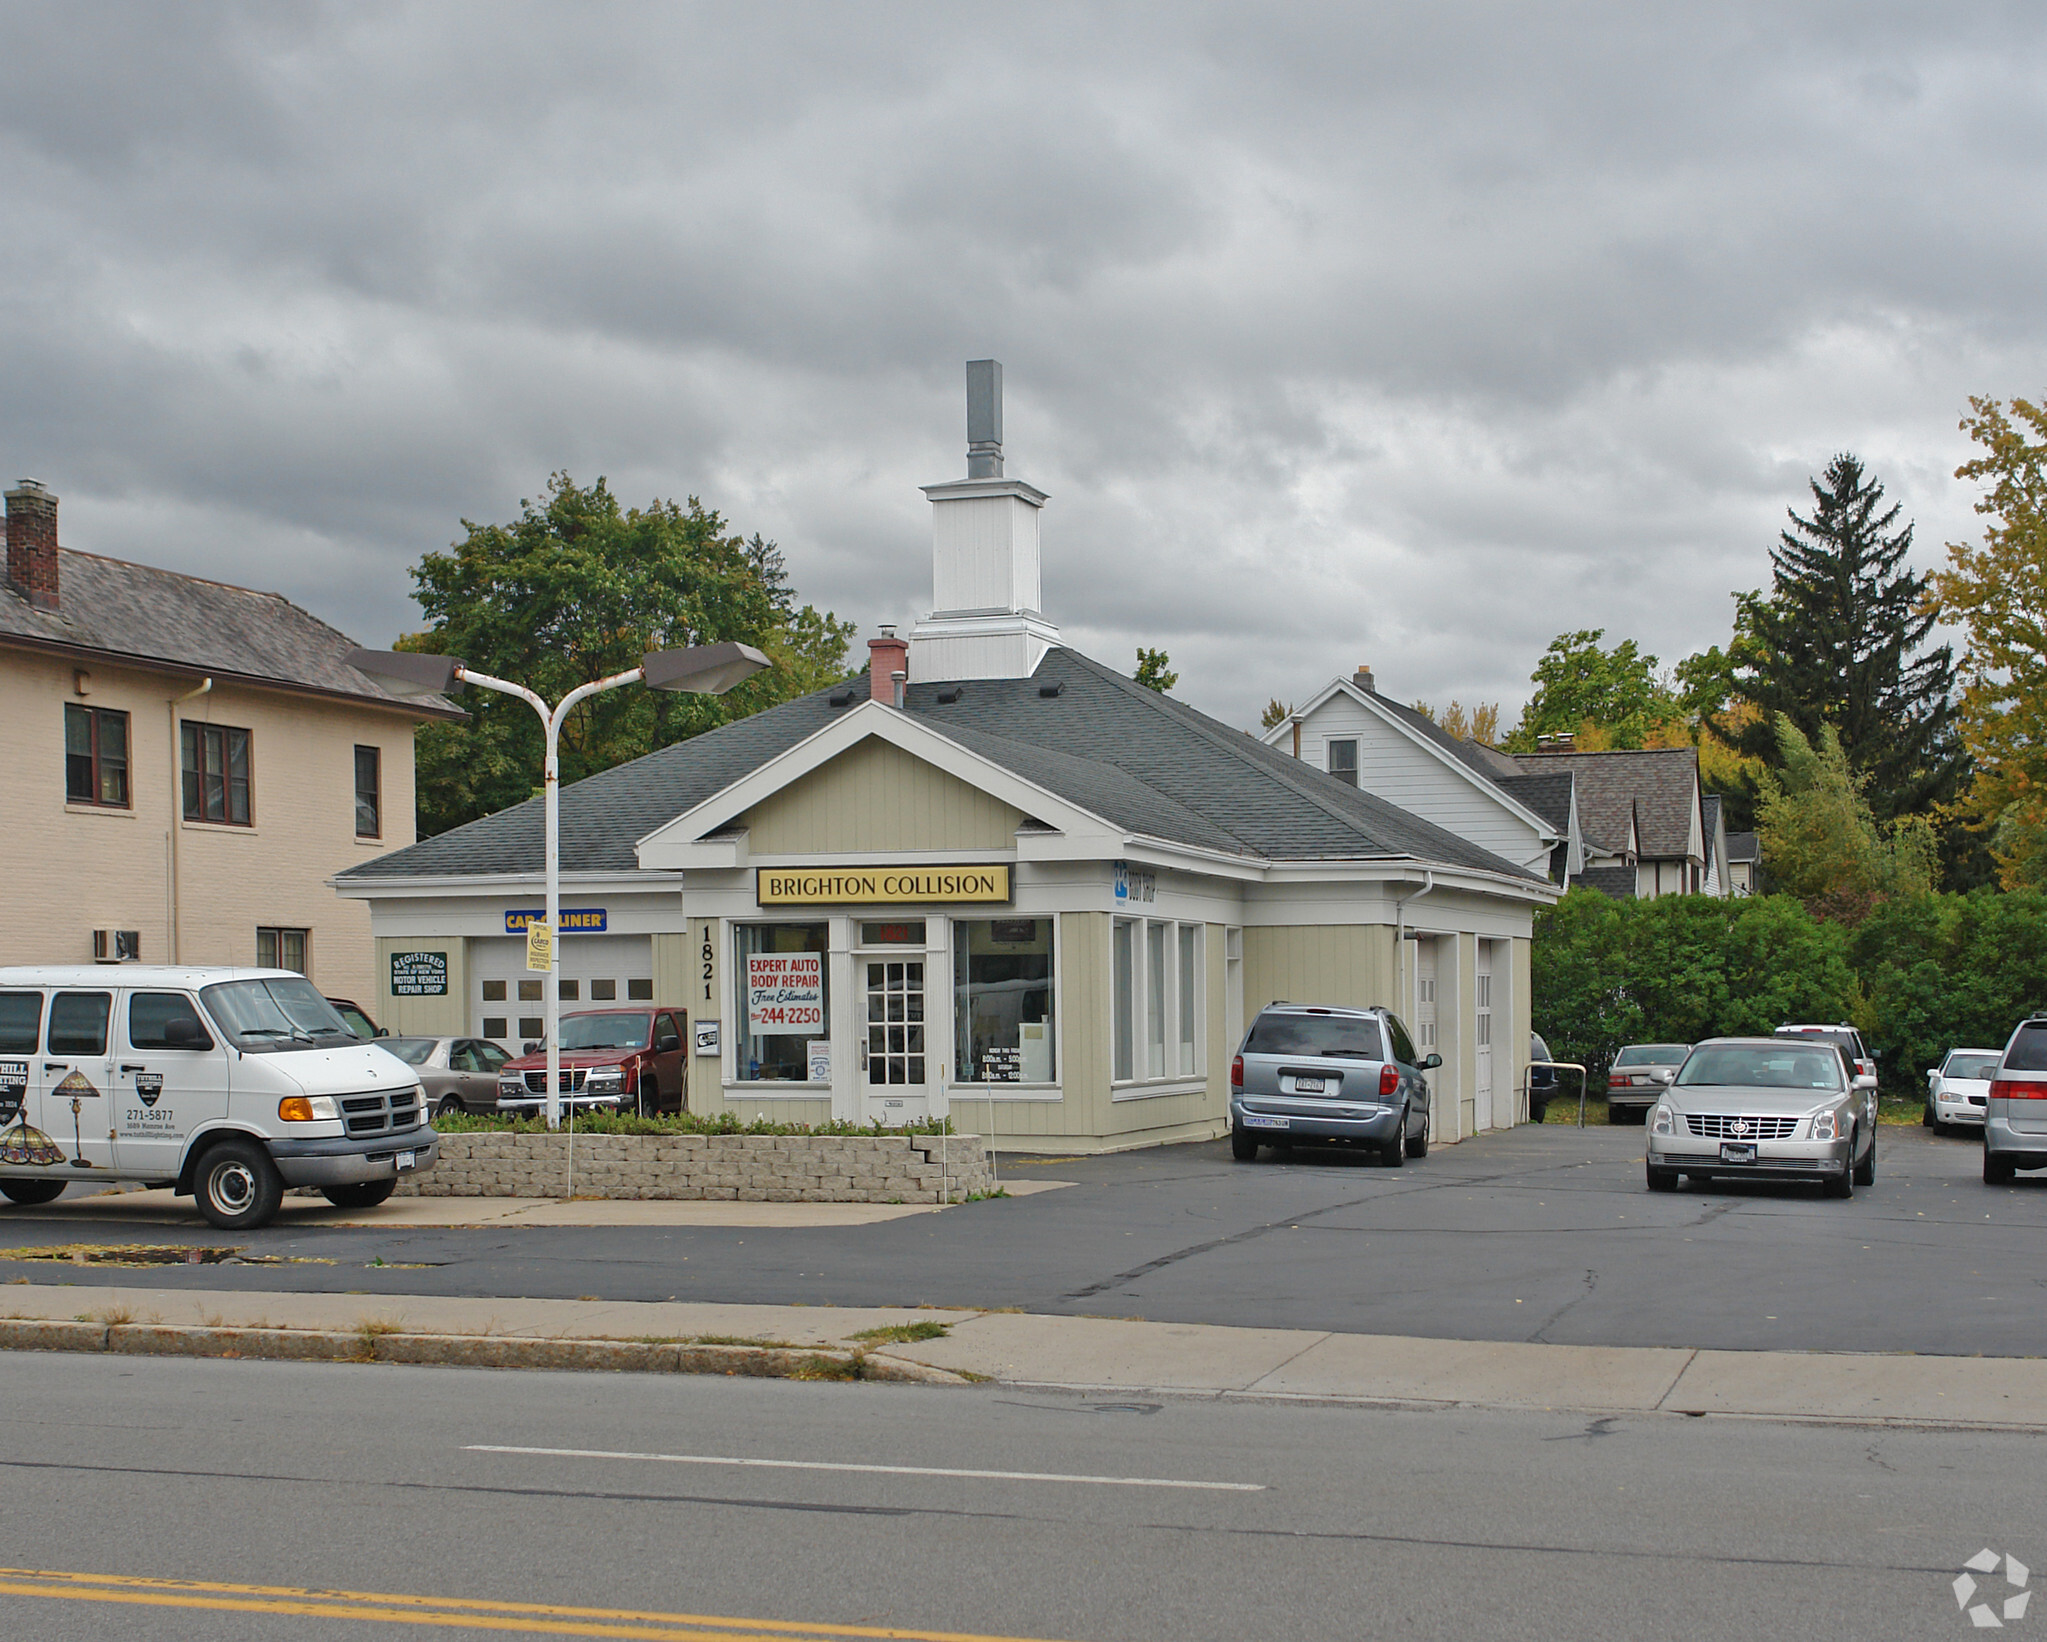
0, 1318, 971, 1386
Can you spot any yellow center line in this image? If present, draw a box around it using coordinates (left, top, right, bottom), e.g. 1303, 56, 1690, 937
0, 1569, 1082, 1642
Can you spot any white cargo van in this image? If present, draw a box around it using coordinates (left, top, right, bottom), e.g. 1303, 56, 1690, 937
0, 966, 438, 1229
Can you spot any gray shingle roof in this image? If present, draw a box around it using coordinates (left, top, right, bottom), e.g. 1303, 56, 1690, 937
1514, 747, 1700, 859
1372, 692, 1525, 782
1726, 831, 1759, 864
1495, 771, 1574, 831
1574, 865, 1638, 900
343, 647, 1546, 884
0, 548, 459, 717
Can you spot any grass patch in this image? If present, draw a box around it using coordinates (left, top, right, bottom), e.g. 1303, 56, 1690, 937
434, 1111, 958, 1138
790, 1352, 865, 1381
689, 1333, 796, 1348
847, 1320, 950, 1345
78, 1304, 135, 1326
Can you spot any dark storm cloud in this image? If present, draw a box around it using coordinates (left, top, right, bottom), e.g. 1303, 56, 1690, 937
2, 0, 2044, 723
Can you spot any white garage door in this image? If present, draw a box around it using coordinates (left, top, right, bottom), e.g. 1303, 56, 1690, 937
1475, 940, 1494, 1130
472, 934, 656, 1053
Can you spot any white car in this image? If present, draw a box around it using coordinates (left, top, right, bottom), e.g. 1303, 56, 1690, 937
1926, 1048, 2000, 1131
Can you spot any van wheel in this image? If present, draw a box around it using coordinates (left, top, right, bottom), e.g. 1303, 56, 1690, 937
321, 1180, 397, 1210
1230, 1125, 1259, 1161
0, 1180, 66, 1206
1986, 1151, 2017, 1185
195, 1140, 284, 1230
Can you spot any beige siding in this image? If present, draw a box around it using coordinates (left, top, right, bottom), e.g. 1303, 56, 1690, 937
741, 739, 1024, 854
1241, 924, 1397, 1021
1454, 934, 1478, 1140
0, 647, 419, 1005
375, 937, 469, 1038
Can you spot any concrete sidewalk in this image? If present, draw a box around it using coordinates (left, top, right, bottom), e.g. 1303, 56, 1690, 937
3, 1282, 2043, 1429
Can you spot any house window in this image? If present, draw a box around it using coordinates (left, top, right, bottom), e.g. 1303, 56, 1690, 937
65, 704, 130, 808
734, 922, 829, 1082
954, 918, 1055, 1084
1113, 918, 1206, 1085
354, 745, 381, 838
182, 722, 252, 825
256, 927, 309, 974
1327, 739, 1359, 786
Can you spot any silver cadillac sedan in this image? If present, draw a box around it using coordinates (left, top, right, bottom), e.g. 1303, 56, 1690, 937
1646, 1036, 1878, 1198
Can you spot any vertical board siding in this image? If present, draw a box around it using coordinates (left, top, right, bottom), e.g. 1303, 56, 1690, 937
375, 936, 468, 1038
740, 739, 1024, 854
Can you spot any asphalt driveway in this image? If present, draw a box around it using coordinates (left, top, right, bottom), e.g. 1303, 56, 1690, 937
2, 1122, 2041, 1358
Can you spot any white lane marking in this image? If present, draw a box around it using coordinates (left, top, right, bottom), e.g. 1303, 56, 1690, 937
467, 1443, 1266, 1492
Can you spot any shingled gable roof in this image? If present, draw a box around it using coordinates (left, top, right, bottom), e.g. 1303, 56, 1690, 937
0, 547, 460, 717
1514, 746, 1701, 859
341, 646, 1549, 885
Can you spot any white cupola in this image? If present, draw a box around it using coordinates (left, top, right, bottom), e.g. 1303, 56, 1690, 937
906, 359, 1062, 683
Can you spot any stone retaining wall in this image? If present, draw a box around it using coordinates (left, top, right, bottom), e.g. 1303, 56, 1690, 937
394, 1131, 995, 1204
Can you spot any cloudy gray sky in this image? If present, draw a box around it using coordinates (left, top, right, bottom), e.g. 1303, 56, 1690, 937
4, 1, 2042, 728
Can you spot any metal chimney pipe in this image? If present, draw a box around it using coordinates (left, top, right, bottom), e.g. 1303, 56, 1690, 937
966, 359, 1003, 478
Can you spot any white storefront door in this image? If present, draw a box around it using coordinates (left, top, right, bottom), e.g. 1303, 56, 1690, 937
1475, 940, 1495, 1131
471, 934, 655, 1054
860, 940, 929, 1127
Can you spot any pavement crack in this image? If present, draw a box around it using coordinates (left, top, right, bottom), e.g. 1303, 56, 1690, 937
1528, 1267, 1597, 1343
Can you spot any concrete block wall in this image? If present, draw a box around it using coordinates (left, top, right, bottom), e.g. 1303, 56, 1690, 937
394, 1131, 995, 1204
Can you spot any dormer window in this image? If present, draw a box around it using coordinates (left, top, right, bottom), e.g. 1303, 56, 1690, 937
1327, 739, 1359, 787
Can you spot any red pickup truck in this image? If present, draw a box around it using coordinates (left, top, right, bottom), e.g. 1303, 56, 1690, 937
495, 1006, 688, 1117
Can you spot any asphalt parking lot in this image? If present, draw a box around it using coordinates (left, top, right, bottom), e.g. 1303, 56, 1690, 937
4, 1120, 2040, 1360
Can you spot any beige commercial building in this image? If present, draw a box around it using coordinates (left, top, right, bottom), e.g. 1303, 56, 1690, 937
0, 480, 456, 1005
338, 367, 1559, 1152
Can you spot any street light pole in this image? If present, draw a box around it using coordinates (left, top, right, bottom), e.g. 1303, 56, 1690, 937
346, 641, 771, 1130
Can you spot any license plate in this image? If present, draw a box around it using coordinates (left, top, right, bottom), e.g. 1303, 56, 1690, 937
1292, 1077, 1326, 1094
1243, 1115, 1291, 1130
395, 1150, 417, 1171
1719, 1142, 1756, 1164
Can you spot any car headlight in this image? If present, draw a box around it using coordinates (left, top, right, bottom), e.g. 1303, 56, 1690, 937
1811, 1109, 1839, 1140
584, 1068, 625, 1092
497, 1076, 526, 1095
1650, 1103, 1674, 1135
278, 1095, 339, 1122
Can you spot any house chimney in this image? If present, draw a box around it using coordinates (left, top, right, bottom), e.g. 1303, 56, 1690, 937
1536, 731, 1576, 751
6, 480, 59, 610
868, 626, 909, 706
966, 359, 1003, 478
1352, 664, 1375, 693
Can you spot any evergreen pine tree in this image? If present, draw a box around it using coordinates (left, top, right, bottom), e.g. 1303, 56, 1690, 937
1724, 453, 1962, 825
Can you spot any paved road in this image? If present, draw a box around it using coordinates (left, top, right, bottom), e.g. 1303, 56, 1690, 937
4, 1124, 2042, 1357
1, 1350, 2037, 1641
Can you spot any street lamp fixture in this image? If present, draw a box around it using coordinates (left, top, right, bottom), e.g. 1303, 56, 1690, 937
345, 641, 771, 1127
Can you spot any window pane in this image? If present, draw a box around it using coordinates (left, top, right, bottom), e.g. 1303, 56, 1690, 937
98, 712, 128, 806
1145, 922, 1166, 1078
203, 727, 226, 821
1328, 739, 1359, 786
1177, 925, 1198, 1074
280, 930, 307, 974
48, 991, 112, 1056
65, 704, 94, 803
519, 1017, 544, 1040
129, 992, 211, 1051
518, 979, 542, 1001
0, 991, 44, 1054
256, 928, 278, 969
354, 744, 380, 837
558, 979, 579, 1002
227, 728, 250, 824
1112, 919, 1134, 1081
481, 980, 506, 1002
626, 978, 653, 1001
482, 1016, 508, 1039
181, 723, 202, 819
590, 978, 616, 1001
953, 918, 1054, 1083
735, 923, 829, 1082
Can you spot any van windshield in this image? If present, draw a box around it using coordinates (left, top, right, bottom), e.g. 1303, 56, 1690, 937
1244, 1013, 1386, 1061
200, 978, 357, 1052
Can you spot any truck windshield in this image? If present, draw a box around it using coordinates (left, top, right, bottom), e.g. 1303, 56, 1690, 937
559, 1012, 651, 1051
1243, 1014, 1385, 1061
200, 978, 357, 1052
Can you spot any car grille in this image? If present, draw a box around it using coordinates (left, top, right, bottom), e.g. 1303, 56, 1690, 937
1686, 1113, 1801, 1140
341, 1089, 423, 1137
522, 1069, 588, 1093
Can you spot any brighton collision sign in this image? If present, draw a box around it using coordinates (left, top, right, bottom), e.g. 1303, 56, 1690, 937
755, 866, 1012, 906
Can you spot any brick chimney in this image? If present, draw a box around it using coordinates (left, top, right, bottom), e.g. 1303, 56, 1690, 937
6, 480, 58, 610
1352, 664, 1375, 693
868, 625, 909, 707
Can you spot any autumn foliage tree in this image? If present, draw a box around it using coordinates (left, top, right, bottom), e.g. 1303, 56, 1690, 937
1937, 397, 2047, 887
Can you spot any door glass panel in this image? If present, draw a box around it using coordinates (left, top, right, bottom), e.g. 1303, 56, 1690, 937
866, 960, 924, 1086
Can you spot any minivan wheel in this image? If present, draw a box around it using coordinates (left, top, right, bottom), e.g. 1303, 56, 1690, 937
1986, 1150, 2017, 1185
321, 1180, 398, 1210
1230, 1125, 1259, 1162
1406, 1117, 1429, 1159
0, 1180, 66, 1206
194, 1139, 284, 1231
1853, 1130, 1876, 1186
1383, 1110, 1408, 1167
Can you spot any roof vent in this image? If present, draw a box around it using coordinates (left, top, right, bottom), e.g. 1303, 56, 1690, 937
936, 685, 964, 704
829, 687, 857, 708
1037, 681, 1064, 698
1535, 731, 1576, 750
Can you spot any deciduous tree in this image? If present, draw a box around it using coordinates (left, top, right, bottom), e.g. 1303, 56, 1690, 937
1754, 716, 1936, 921
1507, 629, 1678, 749
1134, 647, 1179, 693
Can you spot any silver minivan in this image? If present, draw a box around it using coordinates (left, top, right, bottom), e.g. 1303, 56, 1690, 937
1229, 1003, 1439, 1165
1984, 1015, 2047, 1184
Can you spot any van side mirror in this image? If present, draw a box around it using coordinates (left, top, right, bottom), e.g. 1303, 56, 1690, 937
1421, 1053, 1442, 1071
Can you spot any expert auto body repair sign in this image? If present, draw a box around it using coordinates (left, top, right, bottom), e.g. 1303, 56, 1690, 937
746, 953, 824, 1034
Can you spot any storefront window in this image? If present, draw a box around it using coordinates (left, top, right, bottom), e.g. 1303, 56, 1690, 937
1145, 922, 1167, 1077
1113, 918, 1205, 1086
1178, 924, 1199, 1074
954, 918, 1055, 1084
735, 922, 829, 1082
1113, 919, 1135, 1081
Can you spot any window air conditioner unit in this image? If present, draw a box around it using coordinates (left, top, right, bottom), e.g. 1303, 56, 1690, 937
92, 929, 141, 963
